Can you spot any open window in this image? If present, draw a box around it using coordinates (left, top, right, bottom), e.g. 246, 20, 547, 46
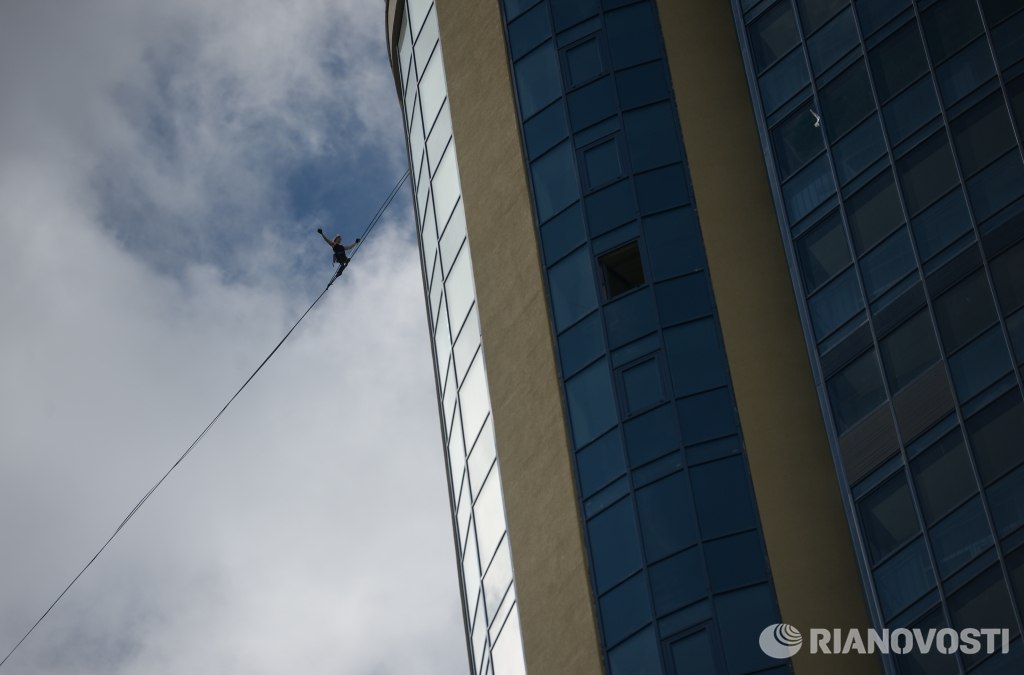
598, 241, 645, 300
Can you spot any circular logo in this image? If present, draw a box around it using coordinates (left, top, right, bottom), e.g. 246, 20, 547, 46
759, 623, 803, 659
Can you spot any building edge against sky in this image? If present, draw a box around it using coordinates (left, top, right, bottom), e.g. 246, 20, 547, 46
381, 0, 902, 673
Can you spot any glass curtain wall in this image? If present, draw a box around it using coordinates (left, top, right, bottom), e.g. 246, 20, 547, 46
733, 0, 1024, 672
397, 2, 526, 674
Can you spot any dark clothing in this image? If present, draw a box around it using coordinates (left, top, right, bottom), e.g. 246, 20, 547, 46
332, 244, 350, 266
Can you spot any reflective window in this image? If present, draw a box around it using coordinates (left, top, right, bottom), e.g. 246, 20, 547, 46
664, 318, 728, 396
649, 547, 706, 615
947, 325, 1012, 401
910, 188, 971, 260
667, 627, 718, 674
690, 456, 758, 539
598, 241, 645, 299
749, 0, 799, 71
620, 357, 665, 416
884, 76, 940, 145
874, 538, 934, 618
604, 2, 662, 69
879, 310, 940, 392
797, 212, 851, 291
677, 387, 737, 445
809, 268, 864, 340
772, 104, 825, 179
550, 0, 599, 31
991, 241, 1024, 313
548, 246, 599, 331
834, 115, 886, 184
912, 429, 976, 524
623, 103, 683, 172
827, 348, 886, 433
607, 626, 661, 675
588, 497, 644, 592
951, 92, 1017, 177
807, 8, 858, 75
936, 38, 996, 105
820, 61, 875, 142
966, 389, 1024, 484
921, 0, 984, 64
933, 269, 997, 352
704, 530, 768, 592
796, 0, 848, 34
860, 227, 915, 300
565, 358, 618, 446
507, 3, 551, 61
897, 132, 960, 215
855, 0, 911, 36
564, 37, 605, 89
599, 573, 652, 647
870, 22, 929, 102
859, 471, 920, 562
567, 76, 617, 131
577, 431, 627, 497
760, 49, 810, 113
524, 101, 568, 160
987, 465, 1024, 537
490, 608, 526, 675
514, 40, 562, 119
966, 148, 1024, 221
846, 169, 905, 253
948, 565, 1018, 666
783, 154, 835, 222
581, 137, 624, 190
624, 403, 681, 467
895, 608, 961, 675
930, 497, 993, 577
532, 141, 578, 222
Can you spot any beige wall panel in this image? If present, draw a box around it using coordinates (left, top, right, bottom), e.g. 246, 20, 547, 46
431, 1, 604, 673
654, 1, 880, 673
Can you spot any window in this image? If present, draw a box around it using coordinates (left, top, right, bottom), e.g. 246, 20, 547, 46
879, 310, 940, 391
514, 40, 561, 119
870, 22, 929, 101
649, 548, 706, 616
861, 227, 916, 300
951, 92, 1017, 177
619, 356, 666, 417
929, 497, 992, 577
855, 0, 911, 36
895, 608, 961, 675
987, 465, 1024, 537
623, 102, 683, 172
704, 531, 768, 592
933, 269, 997, 352
667, 627, 721, 675
874, 538, 934, 618
898, 132, 959, 215
809, 268, 864, 340
966, 389, 1024, 484
690, 456, 758, 539
796, 0, 847, 34
884, 76, 940, 145
749, 1, 799, 71
563, 37, 605, 89
796, 211, 851, 291
599, 574, 652, 647
807, 8, 858, 75
577, 431, 626, 498
773, 104, 825, 179
948, 565, 1018, 667
664, 318, 728, 396
820, 61, 875, 142
833, 115, 886, 183
636, 471, 698, 561
921, 0, 984, 64
760, 49, 810, 114
910, 189, 971, 260
827, 349, 886, 433
565, 359, 618, 446
599, 241, 645, 300
588, 497, 644, 593
581, 137, 624, 191
991, 241, 1024, 313
936, 38, 996, 105
912, 429, 977, 524
846, 169, 904, 253
947, 326, 1012, 401
859, 472, 920, 563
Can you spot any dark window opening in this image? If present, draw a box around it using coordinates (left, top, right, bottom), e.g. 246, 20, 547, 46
600, 241, 646, 299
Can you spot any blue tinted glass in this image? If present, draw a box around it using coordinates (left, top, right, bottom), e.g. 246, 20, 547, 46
616, 61, 670, 110
784, 154, 835, 222
967, 150, 1024, 221
846, 169, 904, 253
759, 49, 809, 114
796, 211, 851, 292
664, 318, 728, 396
558, 309, 603, 376
635, 164, 689, 215
605, 288, 658, 348
507, 3, 551, 60
1008, 309, 1024, 364
834, 115, 886, 184
870, 22, 929, 102
898, 132, 959, 215
704, 530, 768, 592
911, 429, 976, 524
948, 326, 1011, 401
605, 2, 661, 69
827, 348, 886, 434
587, 497, 644, 592
820, 61, 874, 142
988, 465, 1024, 537
879, 309, 940, 392
607, 626, 661, 675
677, 388, 737, 445
809, 268, 864, 339
807, 8, 858, 75
532, 141, 578, 222
637, 471, 699, 561
773, 105, 826, 179
577, 430, 627, 497
642, 208, 704, 281
690, 456, 757, 539
949, 564, 1018, 667
911, 188, 971, 260
621, 357, 665, 415
567, 75, 617, 131
861, 227, 915, 300
565, 358, 618, 446
599, 573, 653, 647
548, 246, 598, 331
952, 92, 1017, 177
541, 202, 585, 264
524, 101, 569, 160
582, 137, 624, 189
503, 0, 541, 21
585, 179, 636, 236
550, 0, 600, 31
883, 76, 940, 145
967, 389, 1024, 484
930, 497, 993, 577
565, 37, 605, 88
748, 0, 799, 71
936, 37, 995, 105
992, 10, 1024, 67
649, 547, 707, 615
714, 584, 779, 673
514, 40, 562, 118
855, 0, 911, 36
668, 629, 717, 674
624, 403, 681, 467
874, 538, 935, 618
623, 103, 683, 172
655, 274, 712, 326
921, 0, 984, 63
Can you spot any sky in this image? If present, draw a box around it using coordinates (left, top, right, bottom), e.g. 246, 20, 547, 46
0, 1, 469, 673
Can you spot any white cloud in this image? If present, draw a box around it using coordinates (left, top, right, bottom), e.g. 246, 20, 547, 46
0, 1, 466, 673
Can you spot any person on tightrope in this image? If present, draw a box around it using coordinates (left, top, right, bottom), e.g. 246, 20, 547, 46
317, 228, 360, 276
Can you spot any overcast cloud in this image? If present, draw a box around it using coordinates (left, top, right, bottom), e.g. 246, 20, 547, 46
0, 1, 467, 673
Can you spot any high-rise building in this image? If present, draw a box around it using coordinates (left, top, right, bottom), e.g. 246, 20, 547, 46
384, 1, 1024, 674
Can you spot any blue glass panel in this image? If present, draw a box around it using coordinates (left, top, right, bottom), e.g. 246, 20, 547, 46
621, 357, 665, 416
677, 388, 737, 445
663, 318, 729, 397
514, 40, 561, 119
577, 430, 627, 498
655, 274, 712, 326
936, 37, 996, 105
532, 141, 578, 222
930, 497, 993, 577
568, 74, 617, 131
690, 456, 757, 539
796, 211, 851, 292
524, 101, 569, 160
599, 573, 653, 647
641, 208, 704, 281
637, 471, 699, 561
649, 547, 707, 615
565, 358, 618, 446
874, 538, 935, 618
550, 0, 600, 31
855, 0, 911, 36
587, 497, 644, 593
667, 628, 717, 674
565, 36, 605, 89
948, 564, 1017, 667
616, 61, 670, 111
607, 626, 661, 675
624, 403, 681, 467
540, 202, 585, 264
820, 60, 874, 142
605, 2, 661, 69
748, 0, 799, 71
582, 137, 624, 190
783, 154, 835, 222
714, 584, 779, 674
967, 150, 1024, 222
507, 3, 551, 61
773, 105, 826, 179
558, 309, 603, 376
883, 76, 940, 145
992, 10, 1024, 68
759, 49, 809, 114
910, 188, 972, 260
585, 179, 636, 236
833, 115, 886, 184
807, 8, 857, 75
605, 287, 658, 349
952, 92, 1017, 177
635, 164, 688, 215
921, 0, 984, 63
861, 227, 915, 300
503, 0, 541, 22
623, 103, 683, 172
846, 168, 904, 253
870, 22, 929, 102
809, 268, 864, 340
898, 131, 959, 215
948, 326, 1012, 402
987, 464, 1024, 537
911, 429, 976, 524
1008, 309, 1024, 365
704, 530, 769, 592
827, 348, 886, 434
548, 246, 598, 331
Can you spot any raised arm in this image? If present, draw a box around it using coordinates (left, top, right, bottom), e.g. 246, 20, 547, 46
344, 238, 361, 251
316, 228, 332, 246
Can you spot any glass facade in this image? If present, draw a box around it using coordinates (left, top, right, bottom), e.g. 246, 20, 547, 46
734, 0, 1024, 672
498, 1, 787, 673
396, 2, 526, 674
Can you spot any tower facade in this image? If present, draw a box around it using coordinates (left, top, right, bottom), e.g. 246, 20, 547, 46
385, 1, 1024, 674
